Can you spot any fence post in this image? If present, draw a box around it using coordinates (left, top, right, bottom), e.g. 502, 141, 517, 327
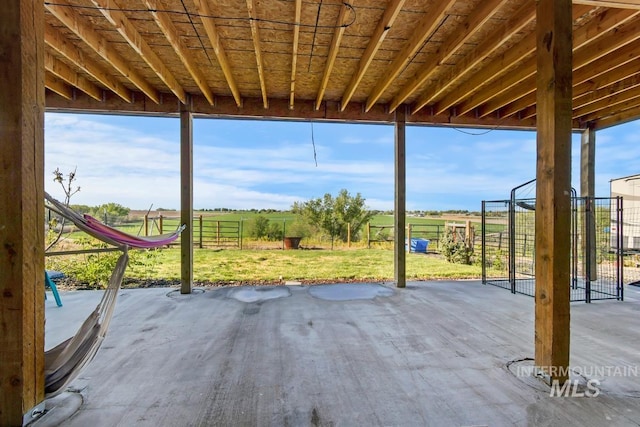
347, 222, 351, 248
144, 214, 149, 236
407, 223, 412, 253
199, 215, 203, 248
240, 219, 243, 250
159, 214, 164, 234
367, 222, 371, 249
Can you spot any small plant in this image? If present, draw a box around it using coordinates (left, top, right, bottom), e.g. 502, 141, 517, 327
440, 227, 474, 265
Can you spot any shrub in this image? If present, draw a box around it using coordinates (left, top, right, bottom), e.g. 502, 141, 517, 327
440, 227, 474, 265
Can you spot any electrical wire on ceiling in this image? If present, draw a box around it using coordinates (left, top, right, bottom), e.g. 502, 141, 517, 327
43, 1, 357, 29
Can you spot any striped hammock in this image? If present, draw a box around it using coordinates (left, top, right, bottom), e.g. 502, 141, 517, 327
44, 193, 185, 396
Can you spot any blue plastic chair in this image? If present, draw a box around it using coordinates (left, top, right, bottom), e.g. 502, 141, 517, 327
45, 271, 63, 307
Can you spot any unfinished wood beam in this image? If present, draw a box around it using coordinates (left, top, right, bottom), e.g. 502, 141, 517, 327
45, 23, 132, 103
389, 0, 509, 113
535, 0, 573, 385
289, 0, 302, 109
45, 51, 102, 101
246, 0, 268, 109
340, 0, 405, 111
591, 103, 640, 128
455, 7, 636, 118
90, 0, 186, 104
411, 0, 536, 114
394, 106, 407, 288
573, 0, 640, 9
365, 0, 457, 112
45, 0, 160, 103
193, 0, 242, 107
143, 0, 214, 105
0, 1, 45, 424
180, 100, 193, 294
315, 2, 350, 111
45, 73, 74, 100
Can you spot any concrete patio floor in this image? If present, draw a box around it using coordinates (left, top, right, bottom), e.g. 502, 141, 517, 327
36, 281, 640, 426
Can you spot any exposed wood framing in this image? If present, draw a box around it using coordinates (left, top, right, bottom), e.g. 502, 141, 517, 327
394, 105, 407, 289
180, 100, 193, 294
340, 0, 405, 111
534, 0, 573, 385
289, 0, 302, 109
45, 51, 102, 101
89, 0, 186, 103
44, 23, 132, 103
45, 0, 160, 103
45, 73, 74, 100
581, 126, 597, 284
365, 0, 457, 112
0, 1, 45, 424
192, 0, 242, 107
246, 0, 268, 109
411, 0, 536, 114
388, 0, 509, 113
143, 0, 214, 105
315, 2, 350, 111
573, 0, 640, 9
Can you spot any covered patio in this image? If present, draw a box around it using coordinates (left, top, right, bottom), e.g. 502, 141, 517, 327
38, 281, 640, 425
3, 0, 640, 424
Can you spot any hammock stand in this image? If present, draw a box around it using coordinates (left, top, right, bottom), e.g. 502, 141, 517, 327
44, 193, 185, 396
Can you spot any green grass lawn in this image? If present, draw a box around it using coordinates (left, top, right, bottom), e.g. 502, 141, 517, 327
123, 247, 484, 284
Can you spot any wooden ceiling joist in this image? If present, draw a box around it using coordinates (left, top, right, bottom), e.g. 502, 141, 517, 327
410, 0, 536, 115
246, 0, 268, 109
192, 0, 241, 107
289, 0, 302, 110
364, 0, 458, 112
45, 51, 102, 101
37, 0, 640, 131
315, 2, 350, 111
388, 0, 509, 113
89, 0, 187, 104
340, 0, 406, 112
45, 72, 73, 100
143, 0, 215, 105
45, 23, 132, 103
45, 0, 160, 103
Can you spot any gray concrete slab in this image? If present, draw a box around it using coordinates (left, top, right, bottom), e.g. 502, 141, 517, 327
39, 281, 640, 426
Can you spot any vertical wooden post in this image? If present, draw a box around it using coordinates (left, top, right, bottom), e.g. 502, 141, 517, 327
216, 220, 220, 246
159, 214, 164, 234
347, 222, 351, 248
199, 215, 204, 249
394, 105, 407, 288
180, 99, 193, 294
535, 0, 572, 384
581, 126, 597, 282
0, 1, 46, 424
367, 222, 371, 249
407, 224, 412, 253
143, 214, 149, 237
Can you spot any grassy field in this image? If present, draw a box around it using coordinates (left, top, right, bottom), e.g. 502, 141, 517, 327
127, 247, 484, 284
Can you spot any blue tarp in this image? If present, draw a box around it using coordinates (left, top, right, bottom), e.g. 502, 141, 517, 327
406, 238, 429, 253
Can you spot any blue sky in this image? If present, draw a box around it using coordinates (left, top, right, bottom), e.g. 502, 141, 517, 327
44, 112, 640, 211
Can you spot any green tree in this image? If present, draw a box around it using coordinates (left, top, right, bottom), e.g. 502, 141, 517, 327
90, 202, 130, 225
247, 215, 270, 239
292, 189, 374, 248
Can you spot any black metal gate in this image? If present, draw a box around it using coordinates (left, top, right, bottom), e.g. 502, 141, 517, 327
482, 184, 623, 302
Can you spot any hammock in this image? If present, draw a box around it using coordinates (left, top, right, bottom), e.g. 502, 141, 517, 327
43, 193, 185, 397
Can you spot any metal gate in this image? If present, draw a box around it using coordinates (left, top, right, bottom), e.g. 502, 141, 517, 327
482, 186, 623, 302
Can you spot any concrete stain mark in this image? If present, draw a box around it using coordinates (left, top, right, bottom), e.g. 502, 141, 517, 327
243, 305, 260, 315
227, 286, 291, 303
308, 283, 394, 301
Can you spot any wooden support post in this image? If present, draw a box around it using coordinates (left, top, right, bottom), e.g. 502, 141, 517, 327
367, 222, 371, 249
143, 214, 149, 237
159, 214, 164, 234
0, 1, 46, 424
180, 99, 193, 294
581, 126, 597, 282
394, 105, 407, 288
407, 224, 412, 253
535, 0, 572, 384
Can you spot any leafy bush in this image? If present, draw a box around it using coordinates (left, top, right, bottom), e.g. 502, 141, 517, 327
440, 227, 474, 265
